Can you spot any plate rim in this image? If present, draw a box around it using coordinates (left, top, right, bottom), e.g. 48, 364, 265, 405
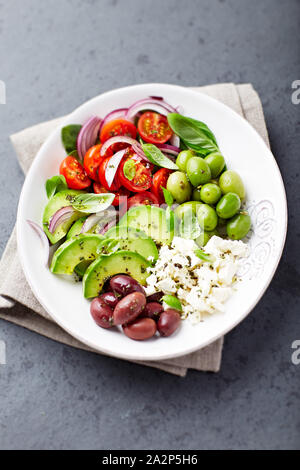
16, 83, 288, 361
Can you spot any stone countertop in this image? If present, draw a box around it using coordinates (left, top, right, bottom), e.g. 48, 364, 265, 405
0, 0, 299, 450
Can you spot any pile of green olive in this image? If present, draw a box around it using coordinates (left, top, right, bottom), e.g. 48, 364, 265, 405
166, 150, 251, 244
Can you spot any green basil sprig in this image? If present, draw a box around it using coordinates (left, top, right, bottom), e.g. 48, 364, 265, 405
71, 193, 115, 213
162, 187, 174, 207
162, 295, 182, 312
61, 124, 82, 154
45, 175, 68, 199
142, 143, 179, 170
194, 248, 214, 263
167, 114, 219, 156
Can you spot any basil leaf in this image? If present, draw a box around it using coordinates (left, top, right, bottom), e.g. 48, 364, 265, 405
162, 295, 182, 312
179, 213, 202, 240
162, 187, 173, 207
71, 193, 115, 213
68, 149, 80, 160
45, 175, 68, 199
194, 249, 214, 263
167, 114, 219, 156
142, 143, 179, 170
61, 124, 82, 154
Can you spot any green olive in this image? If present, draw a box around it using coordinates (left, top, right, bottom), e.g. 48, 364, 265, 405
204, 152, 225, 178
186, 157, 211, 186
216, 192, 241, 219
176, 150, 195, 172
192, 187, 202, 201
195, 229, 219, 247
166, 171, 192, 204
197, 204, 218, 231
219, 170, 245, 199
174, 201, 203, 220
200, 183, 222, 205
227, 213, 251, 240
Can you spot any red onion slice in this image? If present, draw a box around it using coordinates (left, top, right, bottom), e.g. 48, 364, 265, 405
125, 97, 177, 120
99, 108, 130, 133
98, 219, 116, 235
105, 148, 127, 188
82, 209, 118, 234
48, 206, 76, 234
170, 133, 180, 148
100, 136, 138, 157
27, 220, 50, 266
76, 116, 101, 161
131, 142, 150, 162
157, 144, 180, 156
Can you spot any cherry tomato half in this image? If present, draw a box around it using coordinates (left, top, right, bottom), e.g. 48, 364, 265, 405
151, 168, 173, 204
93, 182, 130, 207
138, 112, 173, 145
60, 156, 91, 190
118, 148, 152, 192
98, 156, 121, 191
127, 191, 159, 209
100, 118, 137, 154
83, 144, 103, 181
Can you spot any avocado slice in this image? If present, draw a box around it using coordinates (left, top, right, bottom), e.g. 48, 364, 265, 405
66, 216, 88, 239
43, 190, 84, 244
50, 234, 104, 275
118, 205, 175, 245
97, 233, 158, 262
83, 250, 150, 298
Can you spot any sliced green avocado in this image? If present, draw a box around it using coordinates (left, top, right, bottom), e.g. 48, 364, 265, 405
43, 190, 84, 244
104, 226, 144, 239
97, 233, 158, 262
66, 216, 88, 239
74, 260, 91, 278
50, 234, 104, 274
83, 250, 150, 298
118, 205, 175, 245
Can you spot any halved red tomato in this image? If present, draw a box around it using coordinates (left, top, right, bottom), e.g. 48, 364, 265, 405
93, 182, 130, 207
151, 168, 173, 204
118, 148, 152, 192
98, 157, 121, 191
83, 144, 103, 181
138, 112, 173, 144
60, 156, 91, 190
100, 118, 137, 153
127, 191, 159, 209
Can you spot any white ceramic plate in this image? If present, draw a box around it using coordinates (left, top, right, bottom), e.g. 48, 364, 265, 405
17, 84, 287, 361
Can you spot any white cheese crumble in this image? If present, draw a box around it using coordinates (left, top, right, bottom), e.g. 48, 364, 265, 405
145, 236, 249, 323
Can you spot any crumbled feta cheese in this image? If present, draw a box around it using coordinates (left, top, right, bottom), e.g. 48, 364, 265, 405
146, 235, 248, 322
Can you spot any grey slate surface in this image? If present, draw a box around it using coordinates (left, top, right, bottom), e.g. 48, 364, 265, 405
0, 0, 299, 450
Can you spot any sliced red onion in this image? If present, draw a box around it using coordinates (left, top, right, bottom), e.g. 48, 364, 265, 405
82, 209, 119, 234
99, 108, 130, 133
125, 97, 177, 120
100, 136, 138, 157
105, 148, 127, 188
157, 143, 180, 156
131, 142, 150, 162
27, 220, 50, 266
170, 133, 180, 148
98, 219, 117, 235
48, 206, 75, 234
76, 116, 102, 161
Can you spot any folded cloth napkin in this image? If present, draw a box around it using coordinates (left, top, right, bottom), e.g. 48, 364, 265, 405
0, 83, 270, 376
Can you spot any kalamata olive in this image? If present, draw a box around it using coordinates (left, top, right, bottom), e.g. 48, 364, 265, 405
90, 298, 114, 329
109, 274, 145, 297
99, 291, 119, 309
146, 291, 164, 303
142, 302, 163, 320
123, 318, 157, 341
157, 309, 181, 337
113, 291, 146, 326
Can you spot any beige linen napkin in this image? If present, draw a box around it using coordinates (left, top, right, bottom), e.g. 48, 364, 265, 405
0, 83, 270, 376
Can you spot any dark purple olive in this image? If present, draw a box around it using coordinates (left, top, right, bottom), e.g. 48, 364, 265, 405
142, 302, 163, 320
123, 318, 157, 341
146, 291, 163, 303
109, 274, 145, 297
99, 291, 119, 309
90, 298, 114, 329
157, 309, 181, 337
113, 292, 146, 326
